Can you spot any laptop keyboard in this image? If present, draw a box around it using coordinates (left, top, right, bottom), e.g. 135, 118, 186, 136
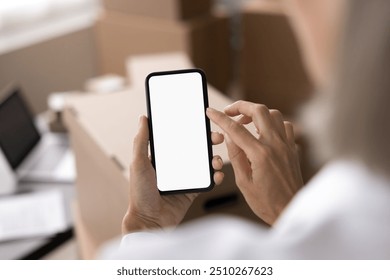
31, 145, 68, 172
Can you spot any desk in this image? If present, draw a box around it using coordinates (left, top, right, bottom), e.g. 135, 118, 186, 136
0, 182, 74, 260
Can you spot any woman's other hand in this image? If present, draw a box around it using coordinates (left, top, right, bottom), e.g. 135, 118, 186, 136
207, 101, 303, 225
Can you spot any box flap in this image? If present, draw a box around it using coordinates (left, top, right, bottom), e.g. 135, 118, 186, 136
242, 0, 285, 15
65, 90, 138, 174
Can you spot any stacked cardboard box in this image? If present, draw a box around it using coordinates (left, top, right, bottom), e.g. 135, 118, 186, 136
239, 1, 319, 183
102, 0, 212, 20
239, 0, 312, 115
95, 0, 232, 93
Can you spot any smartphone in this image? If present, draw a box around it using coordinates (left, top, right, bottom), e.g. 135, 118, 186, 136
145, 69, 214, 194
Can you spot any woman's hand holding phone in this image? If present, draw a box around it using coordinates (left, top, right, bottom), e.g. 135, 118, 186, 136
122, 115, 225, 234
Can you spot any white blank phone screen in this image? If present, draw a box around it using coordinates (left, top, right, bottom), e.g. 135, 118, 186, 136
148, 72, 211, 192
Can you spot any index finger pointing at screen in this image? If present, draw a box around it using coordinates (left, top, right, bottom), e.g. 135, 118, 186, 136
224, 101, 275, 137
206, 107, 260, 157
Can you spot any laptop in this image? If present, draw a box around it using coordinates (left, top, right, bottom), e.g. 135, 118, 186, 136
0, 84, 75, 184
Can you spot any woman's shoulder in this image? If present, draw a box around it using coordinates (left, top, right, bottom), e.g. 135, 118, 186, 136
272, 159, 390, 258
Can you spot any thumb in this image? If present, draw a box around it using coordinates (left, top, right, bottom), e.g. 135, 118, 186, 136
132, 115, 149, 164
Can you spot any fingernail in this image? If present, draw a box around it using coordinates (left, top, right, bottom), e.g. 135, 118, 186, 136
207, 107, 215, 113
138, 115, 143, 126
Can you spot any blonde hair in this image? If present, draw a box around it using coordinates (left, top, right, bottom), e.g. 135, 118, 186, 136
303, 0, 390, 174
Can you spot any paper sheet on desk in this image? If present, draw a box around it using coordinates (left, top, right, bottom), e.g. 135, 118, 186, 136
0, 190, 67, 242
53, 149, 76, 181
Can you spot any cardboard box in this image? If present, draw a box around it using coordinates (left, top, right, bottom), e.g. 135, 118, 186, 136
102, 0, 212, 20
126, 52, 193, 89
239, 0, 312, 115
72, 201, 98, 260
94, 10, 231, 93
64, 54, 259, 258
0, 27, 97, 114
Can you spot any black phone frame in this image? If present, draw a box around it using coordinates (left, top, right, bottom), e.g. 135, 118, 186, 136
145, 68, 215, 195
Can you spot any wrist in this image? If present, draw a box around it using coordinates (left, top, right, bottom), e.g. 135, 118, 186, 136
122, 210, 163, 235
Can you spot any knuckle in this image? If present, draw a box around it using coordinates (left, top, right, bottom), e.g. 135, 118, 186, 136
270, 109, 283, 118
253, 104, 262, 111
235, 100, 244, 107
226, 119, 240, 133
254, 104, 269, 117
284, 121, 293, 132
254, 104, 268, 111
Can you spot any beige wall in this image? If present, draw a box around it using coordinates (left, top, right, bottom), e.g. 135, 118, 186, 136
0, 28, 98, 114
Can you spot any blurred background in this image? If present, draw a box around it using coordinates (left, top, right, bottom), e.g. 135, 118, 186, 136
0, 0, 317, 260
0, 0, 313, 114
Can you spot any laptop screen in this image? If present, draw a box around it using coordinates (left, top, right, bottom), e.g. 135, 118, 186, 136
0, 86, 41, 170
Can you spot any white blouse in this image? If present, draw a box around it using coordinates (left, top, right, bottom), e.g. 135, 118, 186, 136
101, 160, 390, 259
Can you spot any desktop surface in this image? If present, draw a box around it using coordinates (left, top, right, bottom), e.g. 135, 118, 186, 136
0, 181, 74, 260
